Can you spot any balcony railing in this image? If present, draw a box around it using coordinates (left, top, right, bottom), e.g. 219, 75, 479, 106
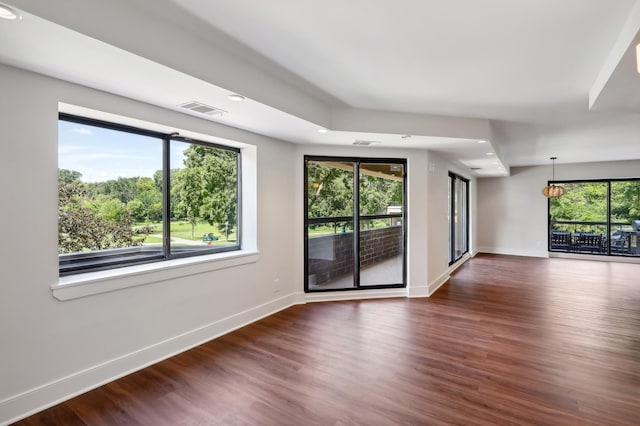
550, 221, 640, 256
307, 213, 402, 236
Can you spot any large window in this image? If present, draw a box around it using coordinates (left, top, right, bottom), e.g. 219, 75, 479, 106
58, 114, 240, 275
304, 157, 406, 292
548, 179, 640, 257
448, 172, 469, 265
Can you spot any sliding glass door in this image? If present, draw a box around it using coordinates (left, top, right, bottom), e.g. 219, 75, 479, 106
449, 172, 469, 265
548, 178, 640, 257
305, 157, 406, 292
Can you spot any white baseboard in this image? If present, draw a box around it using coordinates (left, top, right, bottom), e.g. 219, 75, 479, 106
0, 293, 298, 426
291, 291, 307, 305
305, 288, 407, 303
478, 246, 549, 258
428, 271, 450, 296
426, 252, 478, 296
407, 285, 429, 298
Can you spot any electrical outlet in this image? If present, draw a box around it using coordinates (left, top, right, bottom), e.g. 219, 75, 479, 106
273, 278, 280, 293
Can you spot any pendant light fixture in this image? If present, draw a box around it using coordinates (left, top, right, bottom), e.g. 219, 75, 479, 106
542, 157, 565, 198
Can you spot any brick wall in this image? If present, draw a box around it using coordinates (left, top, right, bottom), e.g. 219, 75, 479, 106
308, 225, 402, 286
360, 225, 402, 267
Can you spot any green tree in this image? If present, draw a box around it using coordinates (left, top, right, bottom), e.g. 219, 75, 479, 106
551, 182, 607, 224
126, 198, 145, 222
359, 175, 401, 215
611, 181, 640, 222
148, 202, 163, 222
98, 198, 128, 223
135, 177, 162, 220
58, 179, 154, 253
85, 177, 139, 203
201, 150, 237, 231
58, 169, 82, 184
153, 169, 163, 193
307, 162, 353, 218
172, 167, 204, 239
171, 144, 238, 239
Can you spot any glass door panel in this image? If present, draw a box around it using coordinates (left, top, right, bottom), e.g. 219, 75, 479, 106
306, 160, 355, 290
454, 177, 468, 259
449, 173, 468, 264
549, 182, 607, 253
358, 162, 405, 287
610, 181, 640, 257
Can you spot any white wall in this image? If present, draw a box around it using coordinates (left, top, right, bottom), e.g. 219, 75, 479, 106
477, 159, 640, 257
0, 63, 298, 424
425, 152, 477, 288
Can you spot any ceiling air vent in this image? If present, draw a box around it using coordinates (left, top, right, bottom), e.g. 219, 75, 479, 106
178, 101, 227, 116
353, 140, 381, 146
470, 167, 482, 170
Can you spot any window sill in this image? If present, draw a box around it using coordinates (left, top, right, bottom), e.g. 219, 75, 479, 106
52, 250, 260, 301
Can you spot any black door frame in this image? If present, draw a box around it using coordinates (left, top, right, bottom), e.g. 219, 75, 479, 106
304, 156, 407, 292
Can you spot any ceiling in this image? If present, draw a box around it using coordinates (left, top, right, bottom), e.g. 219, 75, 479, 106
2, 0, 640, 176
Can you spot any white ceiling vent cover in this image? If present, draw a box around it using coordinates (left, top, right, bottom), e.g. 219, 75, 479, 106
178, 101, 227, 116
353, 140, 381, 146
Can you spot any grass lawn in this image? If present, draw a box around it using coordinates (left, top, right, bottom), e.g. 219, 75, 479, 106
170, 221, 236, 241
137, 221, 236, 243
308, 224, 351, 236
308, 220, 396, 237
142, 234, 163, 244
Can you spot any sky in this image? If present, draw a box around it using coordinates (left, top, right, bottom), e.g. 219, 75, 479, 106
58, 120, 187, 182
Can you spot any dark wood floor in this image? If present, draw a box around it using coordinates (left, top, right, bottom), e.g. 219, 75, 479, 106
14, 254, 640, 425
